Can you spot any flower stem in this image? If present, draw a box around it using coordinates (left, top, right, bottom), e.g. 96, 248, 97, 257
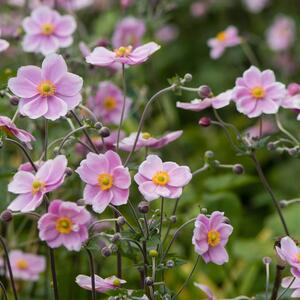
275, 113, 299, 145
85, 248, 96, 300
172, 255, 200, 299
270, 265, 285, 300
0, 236, 18, 300
0, 280, 8, 300
116, 63, 127, 152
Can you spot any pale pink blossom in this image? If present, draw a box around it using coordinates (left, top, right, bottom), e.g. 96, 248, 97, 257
155, 25, 179, 44
76, 274, 126, 293
208, 26, 241, 59
233, 66, 286, 118
194, 283, 216, 300
266, 15, 295, 52
134, 155, 192, 201
243, 0, 269, 13
282, 277, 300, 298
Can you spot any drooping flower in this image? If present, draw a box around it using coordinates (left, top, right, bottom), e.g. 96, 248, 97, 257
86, 42, 160, 67
192, 211, 233, 265
8, 54, 83, 121
76, 274, 126, 293
119, 130, 183, 152
38, 200, 91, 251
8, 250, 46, 281
8, 155, 67, 212
76, 151, 131, 213
266, 15, 295, 52
177, 90, 232, 112
134, 155, 192, 201
207, 26, 241, 59
87, 81, 131, 125
155, 25, 179, 44
194, 283, 216, 300
243, 0, 269, 13
282, 277, 300, 298
276, 236, 300, 277
232, 66, 286, 118
0, 116, 35, 148
22, 6, 76, 55
76, 131, 125, 155
112, 17, 145, 49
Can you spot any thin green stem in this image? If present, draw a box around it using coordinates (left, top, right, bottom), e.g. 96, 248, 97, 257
85, 249, 96, 300
275, 113, 299, 145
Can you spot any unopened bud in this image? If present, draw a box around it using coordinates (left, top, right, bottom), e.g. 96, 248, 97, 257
138, 201, 149, 214
111, 233, 121, 242
10, 96, 19, 106
99, 127, 110, 138
204, 150, 214, 159
77, 199, 85, 206
0, 210, 13, 222
170, 215, 177, 224
65, 167, 73, 176
267, 142, 276, 151
233, 164, 244, 175
198, 85, 213, 99
183, 73, 193, 82
200, 207, 207, 214
279, 200, 288, 208
101, 246, 112, 257
117, 216, 125, 226
199, 117, 211, 127
145, 277, 154, 286
263, 256, 272, 265
166, 260, 174, 268
94, 122, 102, 130
149, 249, 158, 257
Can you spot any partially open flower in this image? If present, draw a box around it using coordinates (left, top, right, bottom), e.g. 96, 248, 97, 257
76, 274, 126, 293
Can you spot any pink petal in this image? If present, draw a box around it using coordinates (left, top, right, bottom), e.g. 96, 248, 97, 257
18, 66, 42, 85
139, 155, 163, 179
110, 187, 129, 205
44, 95, 68, 120
168, 166, 192, 187
105, 150, 122, 172
86, 47, 116, 67
208, 245, 229, 265
54, 16, 76, 36
92, 190, 113, 213
139, 181, 159, 201
21, 96, 49, 119
56, 73, 83, 96
112, 166, 131, 189
83, 185, 99, 204
8, 77, 38, 98
8, 171, 34, 194
42, 54, 67, 83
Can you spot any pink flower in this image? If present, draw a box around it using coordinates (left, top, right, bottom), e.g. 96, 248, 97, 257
190, 1, 210, 17
8, 54, 83, 121
266, 15, 295, 52
79, 41, 91, 58
281, 83, 300, 119
87, 81, 131, 125
192, 211, 233, 265
194, 283, 216, 300
155, 25, 179, 44
0, 116, 35, 148
22, 6, 76, 55
56, 0, 93, 10
0, 38, 9, 52
86, 42, 160, 67
287, 83, 300, 96
112, 17, 145, 49
177, 90, 232, 112
8, 155, 67, 212
38, 200, 91, 251
243, 0, 269, 13
120, 0, 134, 8
76, 151, 131, 213
276, 236, 300, 277
8, 250, 45, 281
208, 26, 241, 59
245, 119, 277, 139
18, 161, 44, 172
76, 274, 126, 293
134, 155, 192, 201
233, 66, 286, 118
282, 277, 300, 298
119, 130, 183, 152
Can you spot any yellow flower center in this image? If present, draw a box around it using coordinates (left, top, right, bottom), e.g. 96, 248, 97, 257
152, 171, 170, 186
103, 96, 117, 110
98, 173, 113, 190
16, 259, 29, 270
114, 46, 133, 57
142, 132, 152, 140
113, 278, 121, 287
251, 87, 265, 99
296, 253, 300, 262
207, 230, 221, 247
37, 80, 56, 97
216, 31, 227, 42
41, 23, 55, 35
31, 180, 45, 194
55, 217, 73, 234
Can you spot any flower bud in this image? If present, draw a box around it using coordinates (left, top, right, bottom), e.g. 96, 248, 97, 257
0, 140, 3, 149
232, 164, 244, 175
9, 96, 19, 106
110, 244, 118, 253
199, 117, 211, 127
77, 199, 85, 206
170, 215, 177, 224
163, 295, 172, 300
166, 260, 174, 268
198, 85, 213, 99
65, 167, 73, 176
0, 210, 13, 223
279, 200, 288, 208
101, 246, 112, 257
138, 201, 149, 214
145, 277, 154, 286
183, 73, 193, 82
267, 142, 276, 151
262, 256, 272, 265
111, 233, 121, 242
117, 216, 125, 226
149, 249, 158, 257
53, 147, 60, 155
200, 207, 207, 214
94, 122, 102, 130
204, 150, 214, 159
99, 127, 110, 138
